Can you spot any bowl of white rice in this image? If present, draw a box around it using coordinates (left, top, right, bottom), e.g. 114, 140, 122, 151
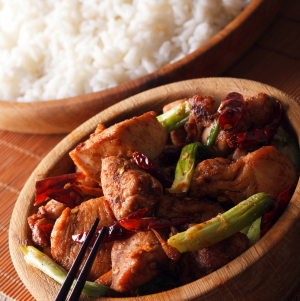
0, 0, 283, 134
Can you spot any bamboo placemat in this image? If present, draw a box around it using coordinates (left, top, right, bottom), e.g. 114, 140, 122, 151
0, 133, 65, 301
1, 0, 300, 300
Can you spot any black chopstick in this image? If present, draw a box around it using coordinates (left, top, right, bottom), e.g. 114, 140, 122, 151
67, 225, 107, 301
54, 217, 100, 301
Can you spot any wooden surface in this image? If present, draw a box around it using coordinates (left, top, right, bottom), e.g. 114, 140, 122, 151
0, 0, 283, 134
1, 0, 300, 300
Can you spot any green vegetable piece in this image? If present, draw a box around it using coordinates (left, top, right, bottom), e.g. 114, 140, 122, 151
157, 101, 191, 133
205, 119, 220, 148
272, 127, 300, 172
20, 246, 109, 297
240, 224, 251, 235
168, 142, 201, 195
246, 217, 262, 247
167, 192, 273, 252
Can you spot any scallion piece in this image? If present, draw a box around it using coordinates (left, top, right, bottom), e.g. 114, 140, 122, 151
167, 142, 201, 195
157, 101, 191, 133
20, 245, 109, 298
167, 193, 273, 252
246, 217, 262, 247
205, 119, 220, 148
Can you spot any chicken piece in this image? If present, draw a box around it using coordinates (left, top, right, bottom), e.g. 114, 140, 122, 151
184, 95, 216, 143
111, 231, 168, 292
75, 167, 101, 188
157, 194, 224, 224
162, 95, 216, 146
240, 93, 276, 128
204, 93, 278, 157
178, 252, 206, 285
101, 156, 163, 219
178, 232, 248, 284
190, 146, 299, 204
70, 112, 167, 183
28, 215, 54, 248
193, 232, 249, 274
37, 199, 67, 220
28, 200, 67, 248
51, 197, 115, 281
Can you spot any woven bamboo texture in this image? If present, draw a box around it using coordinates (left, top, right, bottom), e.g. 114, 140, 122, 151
1, 0, 300, 299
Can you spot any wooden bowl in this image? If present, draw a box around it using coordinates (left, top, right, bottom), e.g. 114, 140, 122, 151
0, 0, 284, 135
9, 77, 300, 301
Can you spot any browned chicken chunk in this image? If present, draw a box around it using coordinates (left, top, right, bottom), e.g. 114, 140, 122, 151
28, 215, 54, 248
28, 200, 67, 248
193, 232, 248, 274
51, 197, 115, 281
69, 111, 167, 183
101, 156, 163, 219
189, 145, 299, 204
111, 231, 168, 292
179, 232, 248, 284
37, 199, 67, 220
178, 232, 249, 284
162, 95, 216, 146
184, 95, 216, 143
157, 194, 224, 223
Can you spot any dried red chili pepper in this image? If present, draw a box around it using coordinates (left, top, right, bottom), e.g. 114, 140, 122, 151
218, 92, 244, 131
119, 216, 189, 232
132, 151, 173, 188
35, 172, 85, 205
227, 99, 283, 149
72, 208, 148, 244
152, 228, 181, 261
72, 208, 188, 245
261, 184, 295, 236
39, 224, 54, 240
47, 184, 85, 208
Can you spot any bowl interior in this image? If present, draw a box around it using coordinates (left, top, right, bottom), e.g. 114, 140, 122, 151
9, 77, 300, 301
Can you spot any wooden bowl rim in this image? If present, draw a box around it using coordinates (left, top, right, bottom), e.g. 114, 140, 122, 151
9, 77, 300, 301
0, 0, 265, 109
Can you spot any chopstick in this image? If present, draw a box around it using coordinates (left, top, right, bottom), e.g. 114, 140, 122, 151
67, 225, 107, 301
54, 218, 107, 301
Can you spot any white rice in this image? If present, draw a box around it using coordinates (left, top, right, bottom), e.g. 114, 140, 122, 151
0, 0, 251, 102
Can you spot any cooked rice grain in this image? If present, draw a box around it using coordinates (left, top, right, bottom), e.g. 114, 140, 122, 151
0, 0, 251, 102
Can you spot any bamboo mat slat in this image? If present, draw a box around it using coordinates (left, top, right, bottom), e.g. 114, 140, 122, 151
0, 134, 65, 301
1, 0, 300, 300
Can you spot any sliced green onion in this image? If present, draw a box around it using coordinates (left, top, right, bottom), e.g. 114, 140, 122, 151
20, 245, 109, 298
205, 119, 220, 148
167, 193, 272, 253
157, 101, 191, 133
246, 217, 262, 247
167, 142, 201, 195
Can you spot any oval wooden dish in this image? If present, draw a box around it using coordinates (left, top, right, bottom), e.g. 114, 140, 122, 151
0, 0, 284, 135
9, 78, 300, 301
